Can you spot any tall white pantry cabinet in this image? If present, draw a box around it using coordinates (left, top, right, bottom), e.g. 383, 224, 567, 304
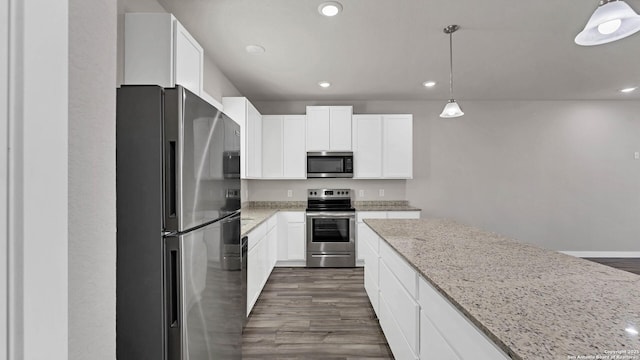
124, 13, 204, 97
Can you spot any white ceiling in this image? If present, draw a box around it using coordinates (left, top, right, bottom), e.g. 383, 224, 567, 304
157, 0, 640, 101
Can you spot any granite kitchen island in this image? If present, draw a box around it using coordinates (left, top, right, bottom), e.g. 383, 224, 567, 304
363, 218, 640, 360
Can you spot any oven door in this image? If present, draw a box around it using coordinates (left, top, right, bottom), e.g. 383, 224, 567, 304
306, 212, 355, 253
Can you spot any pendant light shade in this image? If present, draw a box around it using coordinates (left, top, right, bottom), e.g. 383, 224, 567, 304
440, 25, 464, 118
575, 0, 640, 46
440, 99, 464, 118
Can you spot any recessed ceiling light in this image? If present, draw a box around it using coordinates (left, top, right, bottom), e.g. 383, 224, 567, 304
245, 45, 265, 54
620, 86, 638, 93
625, 326, 639, 335
318, 2, 342, 17
318, 81, 331, 88
423, 81, 437, 88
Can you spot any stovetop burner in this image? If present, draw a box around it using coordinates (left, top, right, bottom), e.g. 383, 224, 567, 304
306, 188, 354, 212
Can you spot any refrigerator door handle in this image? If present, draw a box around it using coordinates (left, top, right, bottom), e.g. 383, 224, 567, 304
168, 248, 179, 328
168, 140, 177, 219
165, 237, 181, 359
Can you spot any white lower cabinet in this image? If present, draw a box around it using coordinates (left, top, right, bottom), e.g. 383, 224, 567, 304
379, 295, 419, 360
418, 277, 510, 360
420, 311, 460, 360
246, 218, 278, 316
276, 212, 306, 265
379, 261, 419, 355
363, 223, 510, 360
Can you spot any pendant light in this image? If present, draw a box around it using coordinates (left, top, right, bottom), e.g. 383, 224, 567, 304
440, 25, 464, 118
575, 0, 640, 46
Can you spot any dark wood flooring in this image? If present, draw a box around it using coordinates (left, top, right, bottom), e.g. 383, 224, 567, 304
242, 267, 393, 360
584, 258, 640, 275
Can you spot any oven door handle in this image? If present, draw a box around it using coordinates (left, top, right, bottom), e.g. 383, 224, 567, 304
306, 212, 356, 218
311, 254, 352, 258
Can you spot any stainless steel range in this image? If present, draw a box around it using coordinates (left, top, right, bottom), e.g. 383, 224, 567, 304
306, 189, 356, 267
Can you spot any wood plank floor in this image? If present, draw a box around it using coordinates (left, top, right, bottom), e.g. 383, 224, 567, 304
584, 258, 640, 275
242, 267, 393, 360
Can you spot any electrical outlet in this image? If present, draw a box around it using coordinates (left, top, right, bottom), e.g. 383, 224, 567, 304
379, 189, 385, 197
287, 189, 293, 198
359, 189, 365, 197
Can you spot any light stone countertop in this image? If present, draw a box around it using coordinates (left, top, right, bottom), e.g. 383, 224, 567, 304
364, 218, 640, 360
241, 201, 420, 236
241, 202, 306, 236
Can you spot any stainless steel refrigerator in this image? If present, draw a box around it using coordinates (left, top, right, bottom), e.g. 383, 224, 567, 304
116, 85, 244, 360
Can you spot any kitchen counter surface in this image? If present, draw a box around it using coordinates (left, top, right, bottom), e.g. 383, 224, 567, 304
364, 218, 640, 360
241, 202, 306, 236
354, 200, 421, 212
241, 201, 420, 236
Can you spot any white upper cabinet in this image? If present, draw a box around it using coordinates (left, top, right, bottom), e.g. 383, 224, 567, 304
262, 115, 306, 179
352, 115, 383, 178
283, 116, 307, 178
352, 114, 413, 179
124, 13, 203, 96
382, 115, 413, 178
306, 106, 352, 151
222, 97, 262, 179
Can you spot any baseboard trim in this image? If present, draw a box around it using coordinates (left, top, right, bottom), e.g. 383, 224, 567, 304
560, 251, 640, 258
275, 260, 306, 267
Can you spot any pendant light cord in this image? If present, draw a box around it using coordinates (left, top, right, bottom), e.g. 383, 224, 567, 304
449, 31, 454, 100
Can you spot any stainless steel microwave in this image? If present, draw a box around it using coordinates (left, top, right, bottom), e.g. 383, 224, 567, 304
307, 152, 353, 178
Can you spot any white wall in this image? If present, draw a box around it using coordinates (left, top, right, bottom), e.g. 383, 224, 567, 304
254, 100, 640, 252
5, 0, 69, 359
68, 0, 117, 359
0, 0, 8, 355
117, 0, 241, 103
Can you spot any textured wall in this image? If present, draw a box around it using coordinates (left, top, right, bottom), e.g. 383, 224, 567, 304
69, 0, 117, 358
254, 100, 640, 252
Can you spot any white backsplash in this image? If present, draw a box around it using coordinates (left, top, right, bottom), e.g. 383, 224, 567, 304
246, 179, 407, 201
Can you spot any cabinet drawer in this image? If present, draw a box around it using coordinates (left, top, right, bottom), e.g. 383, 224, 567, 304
247, 222, 266, 251
379, 294, 418, 360
267, 215, 277, 230
364, 241, 379, 286
280, 211, 305, 223
418, 277, 510, 360
380, 241, 417, 297
379, 261, 419, 354
420, 311, 460, 360
364, 272, 379, 317
357, 211, 387, 223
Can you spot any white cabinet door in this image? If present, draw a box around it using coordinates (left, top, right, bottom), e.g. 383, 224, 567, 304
174, 20, 203, 96
247, 102, 262, 178
267, 225, 278, 270
383, 115, 413, 178
247, 235, 262, 315
306, 106, 352, 151
222, 97, 263, 179
352, 115, 382, 178
261, 115, 283, 178
306, 106, 330, 151
282, 115, 306, 178
379, 261, 419, 354
276, 212, 306, 263
287, 222, 305, 260
329, 106, 352, 151
124, 13, 203, 96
